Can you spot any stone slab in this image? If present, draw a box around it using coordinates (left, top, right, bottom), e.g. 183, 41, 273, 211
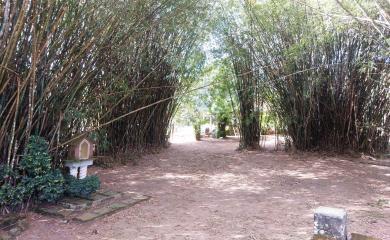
0, 231, 12, 240
73, 212, 100, 222
73, 207, 115, 222
0, 216, 28, 240
36, 190, 150, 222
314, 207, 347, 240
73, 194, 150, 222
35, 205, 73, 219
313, 234, 336, 240
0, 215, 25, 229
58, 197, 92, 210
99, 190, 123, 199
92, 207, 113, 216
80, 192, 114, 206
120, 198, 140, 206
108, 202, 128, 210
125, 192, 151, 201
351, 233, 379, 240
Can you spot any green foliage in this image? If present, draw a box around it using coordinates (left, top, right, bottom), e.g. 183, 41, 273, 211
65, 175, 100, 198
217, 116, 228, 138
208, 61, 236, 125
32, 170, 65, 203
20, 136, 52, 177
19, 136, 65, 203
1, 171, 65, 206
0, 136, 65, 210
174, 55, 211, 127
0, 165, 17, 183
0, 183, 32, 207
260, 112, 276, 135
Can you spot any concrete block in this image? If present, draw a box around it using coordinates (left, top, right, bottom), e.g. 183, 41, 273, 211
74, 212, 99, 222
314, 207, 347, 240
81, 192, 114, 206
36, 205, 73, 218
92, 207, 113, 216
108, 203, 127, 210
351, 233, 379, 240
313, 234, 336, 240
58, 197, 92, 210
99, 190, 123, 198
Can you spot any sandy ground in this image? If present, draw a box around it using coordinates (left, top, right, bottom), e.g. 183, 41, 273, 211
19, 138, 390, 240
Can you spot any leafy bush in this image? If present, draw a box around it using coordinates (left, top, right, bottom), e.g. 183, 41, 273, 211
20, 136, 51, 176
20, 136, 65, 203
0, 183, 29, 207
32, 170, 65, 203
1, 136, 102, 211
65, 175, 100, 198
0, 165, 17, 184
0, 136, 65, 210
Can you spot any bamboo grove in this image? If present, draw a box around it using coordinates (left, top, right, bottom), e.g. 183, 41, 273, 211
229, 39, 262, 150
223, 0, 389, 153
0, 0, 211, 168
0, 0, 389, 174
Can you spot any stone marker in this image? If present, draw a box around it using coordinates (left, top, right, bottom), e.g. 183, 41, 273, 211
351, 233, 379, 240
314, 207, 347, 240
313, 234, 336, 240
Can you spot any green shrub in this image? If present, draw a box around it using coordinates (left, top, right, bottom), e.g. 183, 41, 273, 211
0, 184, 25, 207
0, 136, 65, 209
65, 175, 100, 198
20, 136, 51, 177
32, 170, 65, 203
1, 136, 102, 210
0, 165, 15, 181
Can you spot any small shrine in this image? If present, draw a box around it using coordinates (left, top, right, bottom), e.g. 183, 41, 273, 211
64, 137, 95, 179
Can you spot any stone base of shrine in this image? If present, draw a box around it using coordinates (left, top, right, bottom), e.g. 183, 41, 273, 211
36, 190, 150, 222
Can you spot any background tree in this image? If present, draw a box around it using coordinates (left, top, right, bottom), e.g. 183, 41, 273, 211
207, 61, 238, 138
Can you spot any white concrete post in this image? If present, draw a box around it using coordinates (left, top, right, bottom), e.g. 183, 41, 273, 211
69, 167, 79, 178
79, 166, 88, 179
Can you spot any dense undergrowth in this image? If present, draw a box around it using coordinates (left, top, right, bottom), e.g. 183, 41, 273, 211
0, 136, 99, 214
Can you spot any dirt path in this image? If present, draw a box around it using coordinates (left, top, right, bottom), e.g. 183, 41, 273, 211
20, 138, 390, 240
